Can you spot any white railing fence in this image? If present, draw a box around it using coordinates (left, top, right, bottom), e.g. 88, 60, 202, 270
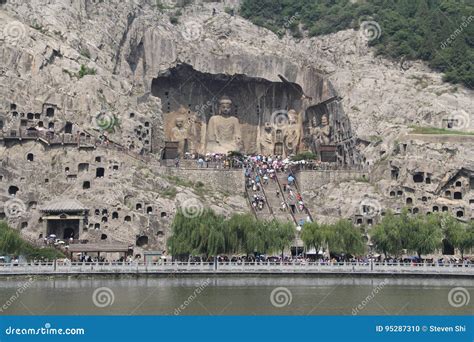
0, 261, 472, 275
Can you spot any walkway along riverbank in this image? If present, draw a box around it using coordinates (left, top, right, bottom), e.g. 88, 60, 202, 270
0, 261, 473, 277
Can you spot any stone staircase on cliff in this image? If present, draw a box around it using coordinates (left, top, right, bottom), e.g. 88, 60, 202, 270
261, 175, 294, 224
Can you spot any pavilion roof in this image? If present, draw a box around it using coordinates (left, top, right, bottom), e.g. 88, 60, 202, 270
40, 199, 88, 213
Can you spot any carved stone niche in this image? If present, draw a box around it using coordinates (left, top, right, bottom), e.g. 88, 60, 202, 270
152, 64, 358, 163
152, 64, 305, 156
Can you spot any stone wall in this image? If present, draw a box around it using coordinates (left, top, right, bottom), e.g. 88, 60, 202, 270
296, 170, 369, 191
163, 167, 245, 194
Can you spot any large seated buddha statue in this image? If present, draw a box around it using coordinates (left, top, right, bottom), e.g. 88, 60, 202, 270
206, 96, 243, 153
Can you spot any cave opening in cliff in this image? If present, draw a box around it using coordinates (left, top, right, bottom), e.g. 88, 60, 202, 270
152, 64, 356, 164
46, 220, 79, 240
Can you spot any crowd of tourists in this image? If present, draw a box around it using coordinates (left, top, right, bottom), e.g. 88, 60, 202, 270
240, 154, 313, 219
176, 151, 358, 171
181, 152, 244, 168
186, 255, 474, 265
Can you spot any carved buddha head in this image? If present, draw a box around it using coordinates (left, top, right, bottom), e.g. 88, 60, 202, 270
321, 114, 329, 127
218, 96, 232, 116
264, 122, 272, 132
288, 109, 298, 124
175, 116, 185, 129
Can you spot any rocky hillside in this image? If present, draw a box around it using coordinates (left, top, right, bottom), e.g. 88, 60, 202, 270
0, 0, 472, 249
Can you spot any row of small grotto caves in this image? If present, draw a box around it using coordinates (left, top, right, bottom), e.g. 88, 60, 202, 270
0, 63, 365, 254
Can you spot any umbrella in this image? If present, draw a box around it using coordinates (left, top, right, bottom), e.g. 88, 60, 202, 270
49, 234, 56, 238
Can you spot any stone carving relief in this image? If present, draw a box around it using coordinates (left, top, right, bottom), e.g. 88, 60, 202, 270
309, 114, 331, 149
259, 122, 274, 155
205, 96, 243, 154
165, 106, 204, 156
283, 109, 302, 155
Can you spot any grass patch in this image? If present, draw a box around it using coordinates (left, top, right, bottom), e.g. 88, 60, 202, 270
290, 151, 317, 161
410, 126, 474, 135
78, 64, 96, 78
369, 135, 382, 143
161, 186, 178, 199
0, 221, 64, 261
165, 176, 208, 197
62, 64, 96, 79
165, 175, 194, 188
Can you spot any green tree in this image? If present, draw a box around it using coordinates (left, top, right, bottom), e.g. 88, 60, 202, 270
371, 211, 404, 258
0, 221, 25, 255
327, 219, 365, 257
0, 221, 63, 260
268, 220, 295, 258
443, 214, 474, 258
405, 213, 442, 259
240, 0, 474, 89
301, 221, 327, 253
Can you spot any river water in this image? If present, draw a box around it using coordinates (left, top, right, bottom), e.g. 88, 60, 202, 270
0, 276, 472, 315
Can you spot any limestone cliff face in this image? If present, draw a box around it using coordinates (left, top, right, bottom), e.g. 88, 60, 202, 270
0, 0, 472, 248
